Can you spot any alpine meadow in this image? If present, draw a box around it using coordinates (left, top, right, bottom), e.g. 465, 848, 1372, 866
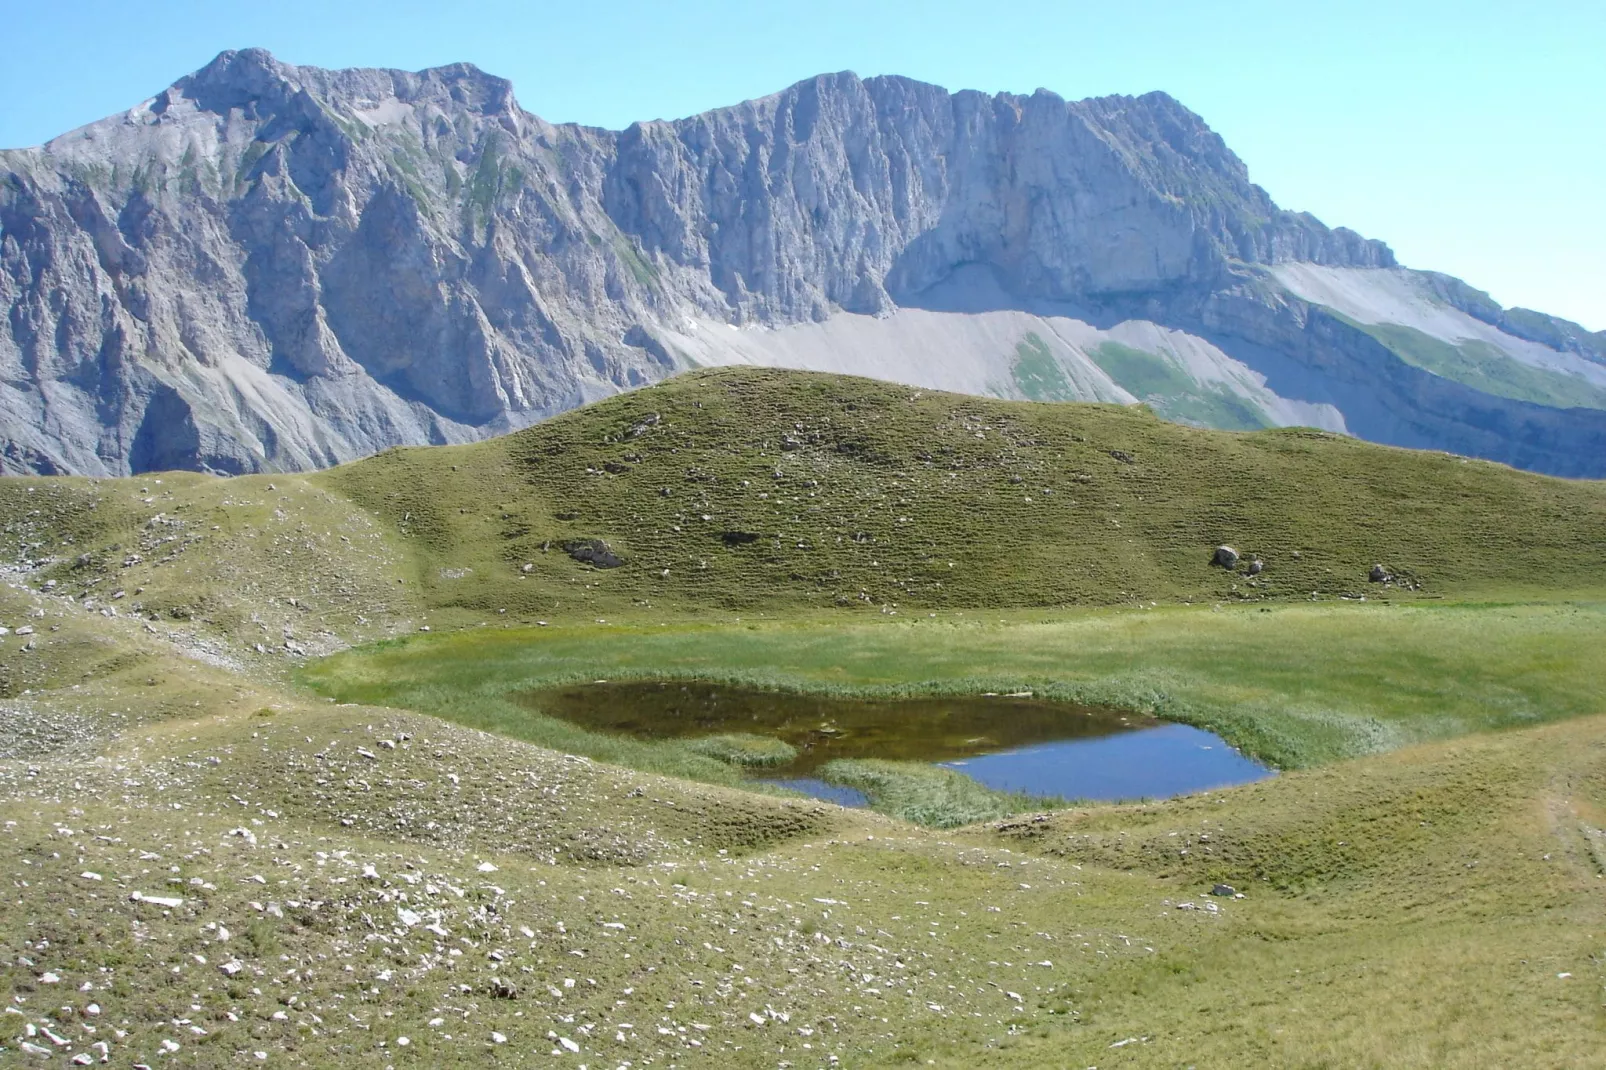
2, 37, 1605, 1070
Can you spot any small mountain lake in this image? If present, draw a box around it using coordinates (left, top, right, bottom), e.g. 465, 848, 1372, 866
522, 681, 1273, 806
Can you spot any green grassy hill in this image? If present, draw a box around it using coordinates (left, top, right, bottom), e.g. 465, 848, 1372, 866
318, 367, 1605, 621
2, 367, 1605, 1066
5, 367, 1602, 645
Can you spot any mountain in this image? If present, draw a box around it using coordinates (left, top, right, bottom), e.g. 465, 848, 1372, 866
3, 48, 1604, 477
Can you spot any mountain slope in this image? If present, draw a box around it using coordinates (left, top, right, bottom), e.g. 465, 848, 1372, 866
2, 49, 1603, 477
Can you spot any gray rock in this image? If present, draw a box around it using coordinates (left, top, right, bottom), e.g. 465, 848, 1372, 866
1212, 545, 1240, 569
1247, 558, 1264, 576
1210, 883, 1236, 897
1369, 564, 1392, 583
566, 539, 622, 569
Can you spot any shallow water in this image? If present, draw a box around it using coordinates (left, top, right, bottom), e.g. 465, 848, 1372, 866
521, 681, 1272, 806
759, 778, 872, 808
941, 722, 1274, 801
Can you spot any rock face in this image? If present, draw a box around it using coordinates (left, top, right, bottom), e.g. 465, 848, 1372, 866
2, 49, 1604, 476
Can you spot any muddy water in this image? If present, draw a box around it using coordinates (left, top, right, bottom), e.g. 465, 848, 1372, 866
521, 681, 1272, 804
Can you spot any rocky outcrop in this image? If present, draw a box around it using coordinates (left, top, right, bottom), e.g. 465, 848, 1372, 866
0, 49, 1596, 477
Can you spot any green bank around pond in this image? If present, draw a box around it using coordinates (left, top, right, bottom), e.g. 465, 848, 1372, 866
304, 597, 1606, 824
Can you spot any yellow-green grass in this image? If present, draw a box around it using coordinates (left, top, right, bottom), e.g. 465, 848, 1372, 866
9, 367, 1604, 655
2, 666, 1602, 1067
685, 733, 800, 767
307, 367, 1606, 623
5, 367, 1606, 1065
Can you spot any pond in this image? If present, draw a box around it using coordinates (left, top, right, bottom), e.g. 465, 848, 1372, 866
523, 681, 1273, 806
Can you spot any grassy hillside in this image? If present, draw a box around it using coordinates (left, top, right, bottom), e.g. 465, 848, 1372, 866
313, 366, 1605, 624
1, 582, 1601, 1067
3, 367, 1605, 1065
4, 367, 1602, 647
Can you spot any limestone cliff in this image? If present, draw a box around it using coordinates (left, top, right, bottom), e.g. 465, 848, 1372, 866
3, 49, 1601, 476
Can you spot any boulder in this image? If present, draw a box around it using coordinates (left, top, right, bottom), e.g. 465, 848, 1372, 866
1369, 564, 1392, 583
566, 539, 623, 569
1247, 558, 1264, 576
1212, 545, 1240, 569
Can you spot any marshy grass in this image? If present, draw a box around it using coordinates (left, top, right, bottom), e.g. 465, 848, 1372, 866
305, 599, 1606, 778
819, 758, 1069, 827
684, 732, 799, 767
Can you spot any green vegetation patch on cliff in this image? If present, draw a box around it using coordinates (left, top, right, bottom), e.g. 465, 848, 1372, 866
1010, 333, 1078, 401
1345, 316, 1606, 410
1090, 342, 1269, 430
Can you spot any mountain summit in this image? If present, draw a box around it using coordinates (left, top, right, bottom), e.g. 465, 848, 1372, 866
3, 49, 1604, 476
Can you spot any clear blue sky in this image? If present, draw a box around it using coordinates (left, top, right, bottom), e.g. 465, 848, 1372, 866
4, 0, 1601, 329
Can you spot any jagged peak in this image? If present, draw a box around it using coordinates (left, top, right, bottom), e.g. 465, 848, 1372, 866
172, 48, 299, 111
169, 49, 520, 122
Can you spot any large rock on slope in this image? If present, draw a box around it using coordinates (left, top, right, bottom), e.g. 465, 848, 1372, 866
2, 49, 1602, 476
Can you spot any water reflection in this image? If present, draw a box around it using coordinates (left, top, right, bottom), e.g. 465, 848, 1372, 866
521, 681, 1272, 806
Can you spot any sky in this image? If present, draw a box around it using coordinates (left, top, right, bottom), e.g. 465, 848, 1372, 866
3, 1, 1601, 330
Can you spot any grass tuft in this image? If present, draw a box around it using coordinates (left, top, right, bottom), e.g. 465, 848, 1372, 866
684, 732, 799, 767
820, 758, 1066, 828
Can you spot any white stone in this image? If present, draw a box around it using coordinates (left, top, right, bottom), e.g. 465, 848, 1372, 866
130, 891, 183, 908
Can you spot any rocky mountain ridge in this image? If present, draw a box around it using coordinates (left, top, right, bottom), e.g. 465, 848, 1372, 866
3, 48, 1603, 476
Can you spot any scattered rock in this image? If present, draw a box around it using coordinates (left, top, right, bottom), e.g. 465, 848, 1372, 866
1109, 449, 1136, 464
1369, 564, 1392, 583
1210, 883, 1236, 897
565, 539, 623, 569
1212, 545, 1240, 569
720, 530, 761, 546
130, 891, 184, 908
625, 414, 660, 438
